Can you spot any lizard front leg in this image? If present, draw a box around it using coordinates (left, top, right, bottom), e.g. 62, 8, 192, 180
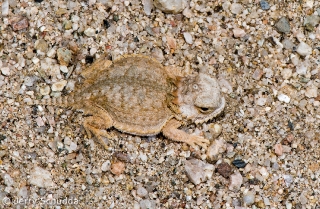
162, 119, 210, 149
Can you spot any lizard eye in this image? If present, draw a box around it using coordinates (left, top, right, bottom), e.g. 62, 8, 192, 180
193, 84, 199, 90
196, 106, 213, 114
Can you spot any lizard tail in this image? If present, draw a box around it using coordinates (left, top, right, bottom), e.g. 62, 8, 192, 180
29, 94, 75, 108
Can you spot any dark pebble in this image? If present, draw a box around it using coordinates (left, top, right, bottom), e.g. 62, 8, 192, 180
113, 15, 119, 22
275, 17, 290, 33
260, 0, 270, 10
248, 178, 260, 185
216, 162, 233, 178
35, 0, 44, 2
85, 55, 94, 64
103, 19, 111, 28
232, 159, 247, 168
0, 135, 6, 141
214, 5, 223, 13
134, 37, 139, 42
288, 120, 294, 131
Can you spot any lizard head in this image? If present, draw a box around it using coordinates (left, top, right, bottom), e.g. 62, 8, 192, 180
175, 73, 225, 124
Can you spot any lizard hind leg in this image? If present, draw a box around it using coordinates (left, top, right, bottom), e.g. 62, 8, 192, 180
82, 104, 114, 150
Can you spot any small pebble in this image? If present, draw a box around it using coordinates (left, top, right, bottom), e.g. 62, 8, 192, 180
142, 0, 153, 15
216, 162, 232, 178
260, 0, 270, 10
63, 20, 72, 30
2, 0, 9, 16
282, 38, 294, 50
183, 32, 193, 44
136, 186, 148, 197
154, 0, 186, 14
103, 19, 111, 28
232, 159, 247, 168
52, 80, 67, 91
274, 143, 283, 156
304, 15, 320, 28
233, 28, 246, 38
252, 69, 264, 80
207, 139, 226, 161
34, 39, 48, 53
40, 85, 50, 95
101, 160, 111, 172
110, 161, 125, 175
243, 191, 255, 205
1, 67, 10, 76
3, 174, 14, 187
57, 48, 72, 66
305, 86, 317, 98
296, 42, 312, 56
229, 172, 243, 190
84, 28, 96, 36
230, 3, 243, 14
208, 123, 222, 139
10, 16, 29, 31
275, 17, 290, 33
60, 65, 69, 73
281, 68, 292, 79
140, 199, 156, 209
29, 167, 55, 188
185, 158, 214, 185
277, 94, 290, 103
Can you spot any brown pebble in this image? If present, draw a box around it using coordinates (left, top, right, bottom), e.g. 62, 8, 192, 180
114, 151, 130, 162
209, 192, 216, 202
274, 143, 283, 156
216, 162, 233, 178
68, 41, 79, 53
110, 161, 125, 175
11, 16, 29, 31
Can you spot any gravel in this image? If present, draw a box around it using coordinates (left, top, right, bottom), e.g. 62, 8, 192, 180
1, 0, 320, 208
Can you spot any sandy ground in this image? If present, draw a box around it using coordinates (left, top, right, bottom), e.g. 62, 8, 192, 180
0, 0, 320, 208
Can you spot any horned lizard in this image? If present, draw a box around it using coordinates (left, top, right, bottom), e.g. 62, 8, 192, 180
33, 54, 225, 149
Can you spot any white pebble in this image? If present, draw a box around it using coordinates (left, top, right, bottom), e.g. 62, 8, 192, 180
256, 97, 267, 106
2, 0, 9, 16
84, 28, 95, 36
60, 65, 69, 73
233, 28, 246, 38
230, 3, 243, 14
243, 190, 255, 205
281, 68, 292, 79
29, 167, 55, 188
296, 42, 312, 56
40, 85, 50, 95
47, 48, 56, 58
52, 80, 67, 91
207, 138, 226, 161
136, 186, 148, 197
101, 160, 111, 172
183, 32, 193, 44
277, 94, 290, 103
1, 67, 10, 76
139, 152, 148, 162
229, 172, 243, 191
185, 158, 215, 185
142, 0, 153, 15
3, 174, 14, 187
35, 116, 45, 127
305, 86, 317, 98
154, 0, 186, 14
32, 57, 40, 64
